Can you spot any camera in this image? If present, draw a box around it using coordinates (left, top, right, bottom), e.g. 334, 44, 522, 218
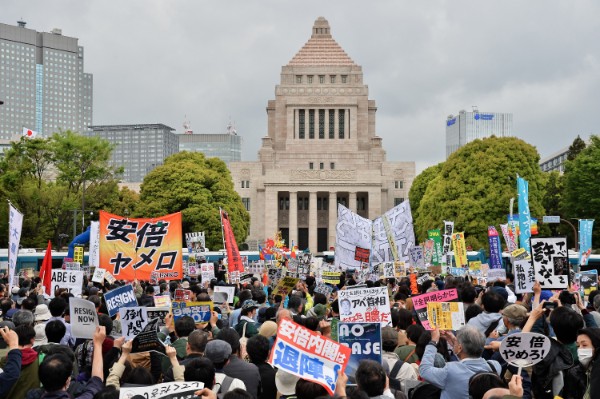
543, 302, 557, 310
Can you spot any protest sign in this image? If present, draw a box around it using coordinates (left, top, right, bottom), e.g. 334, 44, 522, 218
187, 263, 199, 277
452, 232, 468, 268
487, 269, 507, 283
269, 318, 350, 395
314, 282, 334, 297
427, 229, 443, 266
488, 226, 504, 269
104, 270, 116, 284
394, 261, 407, 278
530, 237, 569, 289
423, 239, 435, 266
321, 271, 341, 285
499, 332, 551, 369
185, 231, 206, 253
99, 211, 183, 281
150, 271, 159, 285
89, 221, 100, 267
442, 221, 454, 270
104, 284, 137, 317
70, 298, 99, 339
449, 267, 468, 277
511, 248, 529, 261
154, 294, 171, 308
427, 302, 465, 330
409, 246, 425, 269
200, 263, 214, 283
267, 268, 282, 289
64, 262, 81, 271
213, 285, 236, 304
221, 210, 244, 273
513, 259, 536, 294
380, 262, 395, 278
411, 288, 459, 330
147, 307, 170, 327
469, 260, 481, 271
338, 323, 382, 383
417, 273, 432, 285
73, 246, 84, 264
91, 267, 105, 283
119, 381, 204, 399
120, 307, 149, 340
20, 268, 35, 278
579, 219, 594, 266
246, 261, 265, 275
50, 270, 83, 298
577, 270, 598, 296
172, 301, 212, 323
174, 289, 192, 301
273, 277, 299, 297
131, 318, 164, 354
338, 286, 391, 325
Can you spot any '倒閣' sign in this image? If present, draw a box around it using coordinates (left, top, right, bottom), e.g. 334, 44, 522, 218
99, 211, 183, 281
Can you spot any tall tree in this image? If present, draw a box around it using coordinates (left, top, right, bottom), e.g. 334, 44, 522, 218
136, 152, 250, 250
408, 162, 443, 241
415, 136, 548, 250
567, 135, 587, 161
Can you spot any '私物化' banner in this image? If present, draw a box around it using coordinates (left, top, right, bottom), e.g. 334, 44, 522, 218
517, 177, 531, 253
451, 232, 467, 267
99, 211, 183, 281
220, 209, 244, 273
579, 219, 594, 266
488, 226, 503, 269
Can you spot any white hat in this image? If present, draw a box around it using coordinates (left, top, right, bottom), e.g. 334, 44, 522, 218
35, 304, 52, 322
34, 323, 48, 346
275, 370, 300, 396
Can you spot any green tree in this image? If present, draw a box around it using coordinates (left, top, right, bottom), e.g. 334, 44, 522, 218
408, 162, 443, 240
567, 135, 587, 161
415, 136, 548, 250
562, 135, 600, 245
136, 152, 249, 250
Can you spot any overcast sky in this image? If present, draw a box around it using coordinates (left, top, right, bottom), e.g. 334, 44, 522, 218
4, 1, 600, 172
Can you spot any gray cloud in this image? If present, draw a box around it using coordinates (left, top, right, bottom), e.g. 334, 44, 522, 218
4, 0, 600, 172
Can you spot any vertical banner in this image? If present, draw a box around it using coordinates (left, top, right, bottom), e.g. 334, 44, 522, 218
423, 239, 435, 266
89, 221, 100, 267
579, 219, 594, 266
517, 177, 531, 253
500, 224, 518, 253
99, 211, 183, 281
8, 203, 24, 293
442, 221, 454, 271
427, 229, 443, 266
451, 232, 467, 268
220, 210, 244, 274
488, 226, 503, 269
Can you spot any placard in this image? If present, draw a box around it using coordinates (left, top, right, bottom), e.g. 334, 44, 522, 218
314, 282, 334, 297
267, 268, 282, 290
409, 246, 425, 269
269, 318, 350, 395
338, 286, 391, 325
499, 332, 551, 368
321, 271, 341, 285
73, 246, 84, 264
154, 295, 172, 308
380, 262, 395, 279
50, 270, 83, 298
131, 318, 164, 354
104, 284, 138, 317
530, 237, 569, 289
338, 323, 382, 383
213, 286, 236, 304
200, 263, 214, 283
92, 267, 105, 283
417, 273, 432, 285
172, 301, 212, 323
427, 302, 465, 330
147, 307, 170, 327
64, 262, 81, 271
120, 307, 148, 340
104, 270, 116, 284
513, 259, 536, 294
119, 381, 204, 399
272, 277, 299, 297
69, 298, 99, 339
577, 270, 598, 296
449, 267, 468, 277
411, 288, 459, 330
487, 269, 507, 283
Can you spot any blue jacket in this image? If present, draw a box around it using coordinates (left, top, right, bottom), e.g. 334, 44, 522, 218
0, 349, 21, 398
419, 344, 501, 399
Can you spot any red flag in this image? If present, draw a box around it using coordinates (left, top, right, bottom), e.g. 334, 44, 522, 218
40, 241, 52, 295
220, 210, 244, 273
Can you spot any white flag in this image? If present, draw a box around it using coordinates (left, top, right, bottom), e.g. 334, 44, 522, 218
22, 127, 38, 138
89, 221, 100, 267
8, 203, 24, 293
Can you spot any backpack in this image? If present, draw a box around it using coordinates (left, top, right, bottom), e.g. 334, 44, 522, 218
408, 381, 441, 399
217, 375, 235, 399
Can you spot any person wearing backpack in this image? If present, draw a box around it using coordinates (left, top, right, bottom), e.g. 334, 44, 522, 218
381, 326, 418, 392
204, 340, 246, 396
418, 325, 501, 399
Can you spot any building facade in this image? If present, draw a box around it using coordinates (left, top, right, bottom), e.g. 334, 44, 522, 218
446, 110, 513, 158
86, 124, 179, 183
0, 21, 93, 139
540, 147, 569, 173
178, 123, 242, 164
229, 17, 415, 253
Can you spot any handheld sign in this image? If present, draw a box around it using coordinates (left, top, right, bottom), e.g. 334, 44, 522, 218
273, 277, 299, 297
70, 298, 98, 339
172, 301, 212, 323
131, 318, 165, 354
50, 270, 83, 298
338, 286, 391, 325
119, 381, 204, 399
119, 306, 149, 340
338, 323, 382, 383
499, 332, 551, 376
91, 267, 105, 283
104, 284, 137, 317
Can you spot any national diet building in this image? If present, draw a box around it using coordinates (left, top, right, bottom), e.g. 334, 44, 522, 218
229, 17, 415, 253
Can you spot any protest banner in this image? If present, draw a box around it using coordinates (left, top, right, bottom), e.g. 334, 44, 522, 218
273, 277, 299, 297
147, 307, 170, 327
172, 301, 212, 323
579, 219, 595, 266
200, 263, 214, 283
488, 226, 503, 269
314, 282, 334, 297
577, 270, 598, 296
213, 285, 236, 304
338, 323, 382, 383
154, 294, 171, 308
423, 239, 435, 266
411, 288, 459, 330
499, 332, 551, 371
417, 273, 432, 285
50, 270, 83, 298
269, 318, 350, 395
469, 260, 481, 271
104, 284, 138, 317
99, 211, 183, 281
119, 381, 204, 399
452, 232, 468, 268
91, 267, 105, 283
427, 229, 443, 266
409, 246, 425, 269
513, 259, 536, 294
120, 307, 149, 340
487, 269, 507, 283
321, 271, 341, 285
338, 286, 391, 325
517, 176, 532, 253
131, 318, 165, 354
7, 203, 23, 294
221, 210, 244, 273
427, 302, 465, 330
449, 267, 468, 277
104, 270, 116, 284
530, 237, 569, 289
70, 298, 99, 339
89, 221, 100, 267
501, 223, 518, 253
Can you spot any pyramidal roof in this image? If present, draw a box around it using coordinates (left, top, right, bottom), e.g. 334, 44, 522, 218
287, 17, 357, 67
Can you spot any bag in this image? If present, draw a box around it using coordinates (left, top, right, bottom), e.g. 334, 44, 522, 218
408, 382, 441, 399
239, 321, 249, 361
388, 359, 405, 391
217, 375, 235, 399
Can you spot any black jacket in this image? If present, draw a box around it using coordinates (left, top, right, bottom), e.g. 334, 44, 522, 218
562, 355, 600, 399
531, 339, 574, 399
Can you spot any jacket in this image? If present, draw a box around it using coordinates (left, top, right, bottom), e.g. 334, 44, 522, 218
467, 312, 504, 335
223, 355, 262, 398
419, 344, 501, 399
37, 376, 104, 399
0, 348, 21, 398
0, 347, 40, 399
235, 317, 259, 338
562, 355, 600, 399
531, 338, 574, 399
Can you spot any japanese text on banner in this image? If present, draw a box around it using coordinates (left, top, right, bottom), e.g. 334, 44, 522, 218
338, 286, 391, 325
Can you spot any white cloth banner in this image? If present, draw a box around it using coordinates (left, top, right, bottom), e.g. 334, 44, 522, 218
8, 204, 23, 294
89, 221, 100, 267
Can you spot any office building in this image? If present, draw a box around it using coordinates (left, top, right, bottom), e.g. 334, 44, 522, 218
446, 110, 513, 158
0, 21, 93, 139
87, 124, 179, 183
178, 122, 242, 164
229, 17, 416, 252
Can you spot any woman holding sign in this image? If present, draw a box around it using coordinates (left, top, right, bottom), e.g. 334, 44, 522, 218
562, 328, 600, 399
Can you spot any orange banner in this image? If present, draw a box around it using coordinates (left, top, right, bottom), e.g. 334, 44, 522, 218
220, 210, 244, 273
99, 211, 183, 281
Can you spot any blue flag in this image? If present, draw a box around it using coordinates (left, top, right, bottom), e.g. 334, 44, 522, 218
517, 177, 531, 253
579, 219, 595, 265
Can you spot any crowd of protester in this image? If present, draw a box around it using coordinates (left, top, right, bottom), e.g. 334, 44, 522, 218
0, 263, 599, 399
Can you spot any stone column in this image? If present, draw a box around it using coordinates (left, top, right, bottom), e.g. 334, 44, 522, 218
309, 191, 318, 252
289, 191, 298, 247
328, 191, 337, 249
349, 191, 357, 213
264, 188, 278, 240
368, 189, 382, 219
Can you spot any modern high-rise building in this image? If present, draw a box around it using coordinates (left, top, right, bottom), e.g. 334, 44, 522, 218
178, 122, 242, 164
0, 21, 93, 139
86, 124, 179, 183
445, 110, 513, 158
229, 17, 416, 252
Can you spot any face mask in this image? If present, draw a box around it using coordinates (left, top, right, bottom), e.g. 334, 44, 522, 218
578, 348, 594, 367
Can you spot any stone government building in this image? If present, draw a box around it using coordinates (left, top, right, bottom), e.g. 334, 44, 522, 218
229, 17, 415, 253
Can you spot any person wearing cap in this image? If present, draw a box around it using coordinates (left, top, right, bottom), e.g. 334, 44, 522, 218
204, 340, 246, 394
235, 300, 259, 338
381, 326, 418, 391
35, 304, 52, 324
275, 369, 300, 399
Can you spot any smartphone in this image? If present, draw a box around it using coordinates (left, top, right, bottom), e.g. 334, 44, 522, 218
217, 314, 222, 320
543, 302, 557, 310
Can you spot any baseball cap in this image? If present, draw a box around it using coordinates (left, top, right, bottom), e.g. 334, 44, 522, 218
502, 304, 528, 325
241, 300, 259, 311
204, 340, 232, 364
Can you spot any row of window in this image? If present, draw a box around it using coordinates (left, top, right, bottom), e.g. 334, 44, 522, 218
277, 196, 370, 211
298, 109, 345, 139
296, 74, 348, 84
309, 162, 334, 170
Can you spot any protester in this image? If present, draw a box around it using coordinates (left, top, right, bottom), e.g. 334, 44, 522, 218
355, 359, 406, 399
380, 326, 418, 390
0, 326, 21, 398
47, 297, 76, 347
235, 299, 259, 338
217, 327, 262, 398
562, 327, 600, 398
246, 334, 277, 399
203, 339, 247, 394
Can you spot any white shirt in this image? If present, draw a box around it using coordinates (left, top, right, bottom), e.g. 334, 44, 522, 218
213, 372, 246, 394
